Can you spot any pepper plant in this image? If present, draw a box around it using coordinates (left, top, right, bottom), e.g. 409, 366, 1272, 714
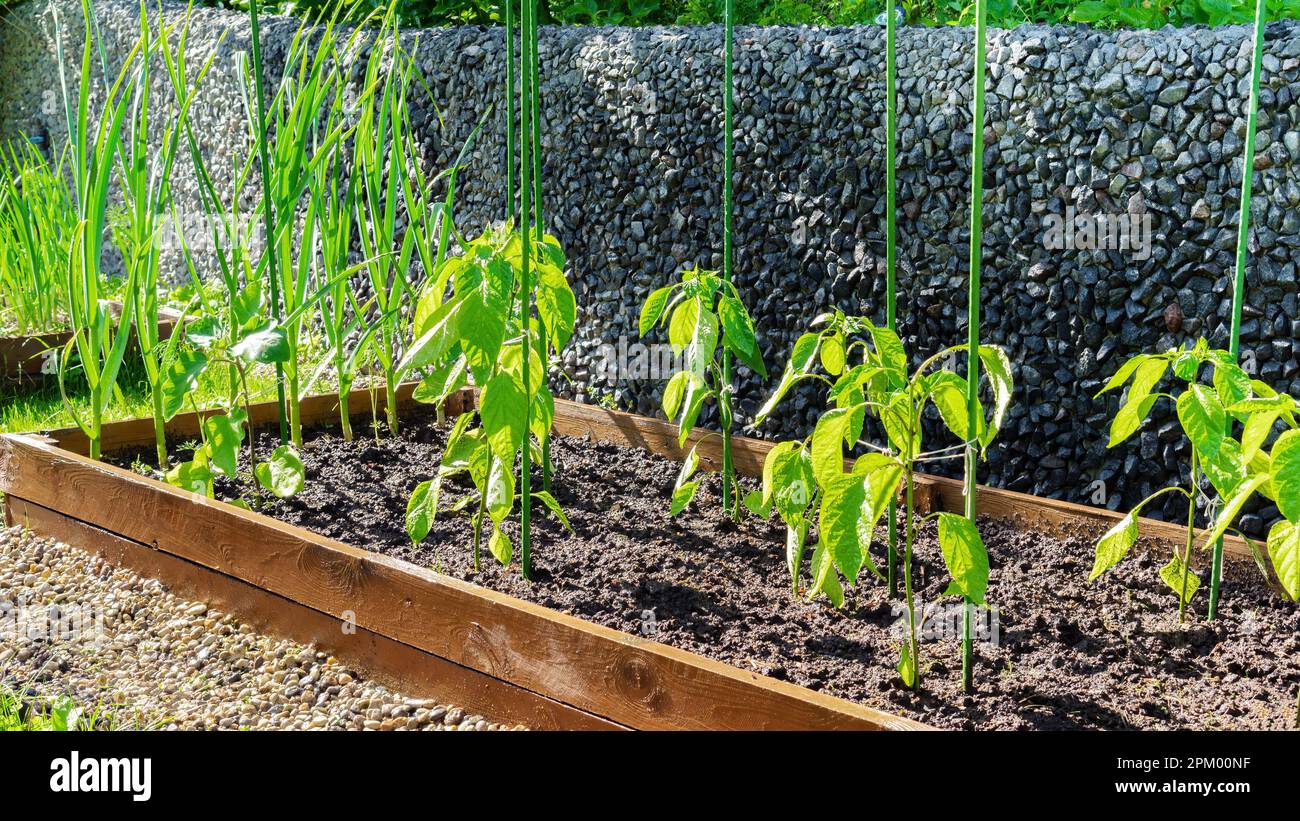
404, 225, 576, 574
1090, 339, 1299, 617
751, 310, 1013, 691
638, 265, 766, 517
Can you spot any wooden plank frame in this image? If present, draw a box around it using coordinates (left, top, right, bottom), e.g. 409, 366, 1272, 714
0, 385, 1257, 730
0, 305, 183, 382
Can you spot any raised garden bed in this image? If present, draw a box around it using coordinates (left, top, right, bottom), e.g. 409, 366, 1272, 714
0, 304, 183, 382
3, 388, 1294, 730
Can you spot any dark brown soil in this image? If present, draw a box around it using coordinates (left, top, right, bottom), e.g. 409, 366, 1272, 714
117, 411, 1300, 730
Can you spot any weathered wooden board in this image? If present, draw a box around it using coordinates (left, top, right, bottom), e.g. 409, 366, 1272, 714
0, 305, 182, 382
0, 433, 927, 731
4, 496, 620, 731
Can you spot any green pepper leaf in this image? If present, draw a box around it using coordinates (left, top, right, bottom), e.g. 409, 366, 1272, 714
255, 445, 305, 499
937, 513, 989, 605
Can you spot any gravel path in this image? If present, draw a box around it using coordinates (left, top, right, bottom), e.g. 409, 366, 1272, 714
0, 526, 525, 731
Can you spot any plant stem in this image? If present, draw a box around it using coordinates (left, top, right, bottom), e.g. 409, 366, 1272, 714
961, 0, 989, 695
1179, 460, 1199, 623
385, 376, 399, 437
152, 388, 168, 470
885, 0, 900, 600
339, 387, 353, 442
719, 0, 737, 519
903, 466, 918, 690
518, 0, 535, 581
247, 0, 288, 447
1212, 0, 1267, 622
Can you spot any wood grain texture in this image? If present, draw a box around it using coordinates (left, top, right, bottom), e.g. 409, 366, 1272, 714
0, 305, 181, 381
4, 496, 619, 730
919, 472, 1254, 565
0, 433, 927, 731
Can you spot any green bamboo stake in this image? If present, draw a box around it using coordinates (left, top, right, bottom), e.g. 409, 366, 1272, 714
505, 0, 516, 224
961, 0, 988, 693
530, 5, 553, 494
884, 3, 899, 599
719, 0, 737, 519
248, 0, 289, 446
518, 0, 535, 580
1210, 0, 1267, 621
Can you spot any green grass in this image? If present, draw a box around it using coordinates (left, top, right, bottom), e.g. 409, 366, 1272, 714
0, 356, 287, 434
0, 681, 118, 731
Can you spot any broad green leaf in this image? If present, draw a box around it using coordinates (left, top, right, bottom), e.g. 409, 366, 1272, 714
743, 490, 769, 518
936, 513, 989, 605
896, 641, 917, 689
760, 441, 801, 508
1160, 553, 1200, 605
203, 414, 243, 478
810, 409, 852, 485
667, 298, 700, 354
881, 393, 919, 460
675, 445, 700, 492
772, 449, 815, 523
406, 479, 439, 545
458, 292, 505, 384
165, 457, 214, 497
677, 380, 710, 447
978, 345, 1014, 445
536, 267, 576, 350
1127, 357, 1169, 405
481, 371, 528, 460
662, 370, 690, 419
1214, 360, 1251, 412
819, 332, 846, 376
1202, 438, 1247, 497
530, 387, 555, 444
752, 333, 821, 426
717, 294, 759, 361
232, 323, 289, 365
398, 295, 461, 376
1177, 384, 1226, 460
670, 481, 700, 517
486, 454, 515, 524
255, 445, 305, 499
412, 354, 468, 407
1267, 520, 1300, 600
786, 517, 809, 589
686, 307, 719, 378
859, 464, 903, 558
532, 490, 573, 531
1271, 430, 1300, 522
807, 542, 845, 609
1200, 473, 1273, 550
867, 325, 907, 382
1241, 409, 1280, 463
928, 371, 971, 441
819, 474, 867, 582
1090, 510, 1138, 581
488, 526, 512, 565
639, 285, 673, 336
159, 348, 208, 420
1096, 353, 1150, 396
1108, 394, 1158, 448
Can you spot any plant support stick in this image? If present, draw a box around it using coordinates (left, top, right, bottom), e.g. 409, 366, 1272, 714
519, 0, 535, 580
1211, 0, 1267, 621
248, 0, 289, 446
719, 0, 737, 519
962, 0, 989, 692
884, 1, 899, 598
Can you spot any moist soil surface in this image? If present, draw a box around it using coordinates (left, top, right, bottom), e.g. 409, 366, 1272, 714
119, 411, 1300, 730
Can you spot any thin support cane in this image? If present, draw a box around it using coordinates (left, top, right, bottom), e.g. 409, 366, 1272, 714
962, 0, 989, 693
719, 0, 737, 518
248, 0, 288, 445
519, 0, 535, 580
885, 2, 899, 598
1211, 0, 1267, 621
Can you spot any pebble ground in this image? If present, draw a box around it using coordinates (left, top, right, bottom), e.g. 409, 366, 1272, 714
0, 526, 525, 731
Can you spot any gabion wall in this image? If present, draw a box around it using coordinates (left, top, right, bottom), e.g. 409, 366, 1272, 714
4, 0, 1300, 532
